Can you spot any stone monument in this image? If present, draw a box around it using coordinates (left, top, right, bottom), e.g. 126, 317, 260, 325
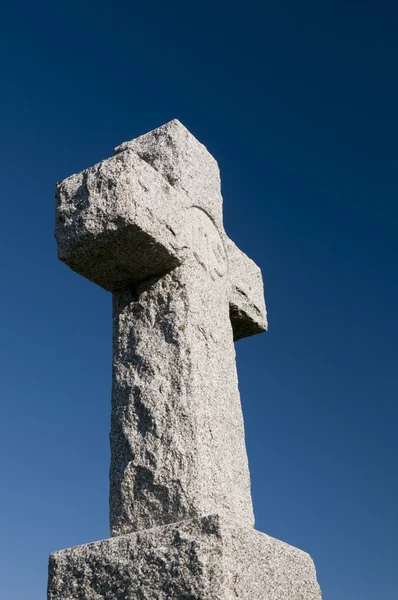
48, 120, 322, 599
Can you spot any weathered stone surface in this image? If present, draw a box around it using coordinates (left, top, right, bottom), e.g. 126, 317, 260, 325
51, 120, 323, 599
55, 119, 267, 537
55, 147, 184, 292
110, 257, 254, 536
227, 238, 267, 341
114, 119, 224, 228
55, 120, 266, 334
48, 515, 322, 600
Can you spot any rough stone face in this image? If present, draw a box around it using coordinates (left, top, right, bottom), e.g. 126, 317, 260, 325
55, 119, 267, 331
113, 119, 224, 228
227, 238, 267, 341
48, 515, 322, 600
110, 256, 254, 536
55, 119, 267, 537
55, 147, 184, 292
51, 120, 322, 600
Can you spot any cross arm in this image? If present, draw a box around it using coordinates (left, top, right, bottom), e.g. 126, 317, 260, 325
227, 239, 268, 341
55, 148, 185, 291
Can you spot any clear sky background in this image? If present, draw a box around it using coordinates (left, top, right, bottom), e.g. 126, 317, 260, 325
1, 1, 397, 598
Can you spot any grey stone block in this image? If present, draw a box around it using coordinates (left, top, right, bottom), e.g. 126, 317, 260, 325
48, 515, 321, 600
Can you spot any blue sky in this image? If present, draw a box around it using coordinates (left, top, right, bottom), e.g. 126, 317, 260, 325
1, 1, 397, 598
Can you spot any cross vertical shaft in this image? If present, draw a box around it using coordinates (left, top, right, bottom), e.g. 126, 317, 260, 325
110, 256, 253, 535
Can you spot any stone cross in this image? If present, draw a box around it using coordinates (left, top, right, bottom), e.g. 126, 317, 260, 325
49, 120, 322, 600
56, 120, 267, 536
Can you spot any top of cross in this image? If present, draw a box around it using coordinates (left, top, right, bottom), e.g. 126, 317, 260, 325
55, 119, 267, 340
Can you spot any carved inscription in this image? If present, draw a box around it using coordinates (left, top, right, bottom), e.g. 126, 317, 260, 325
188, 207, 227, 279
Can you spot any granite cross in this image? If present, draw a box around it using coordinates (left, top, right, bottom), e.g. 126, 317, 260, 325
49, 120, 322, 600
55, 119, 267, 537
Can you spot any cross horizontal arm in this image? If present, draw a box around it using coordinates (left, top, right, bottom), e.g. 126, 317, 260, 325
227, 239, 268, 341
55, 149, 184, 291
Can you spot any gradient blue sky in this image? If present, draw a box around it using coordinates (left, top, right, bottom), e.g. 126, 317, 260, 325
1, 1, 397, 598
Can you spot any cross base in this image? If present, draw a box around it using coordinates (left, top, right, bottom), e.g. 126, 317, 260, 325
47, 515, 321, 600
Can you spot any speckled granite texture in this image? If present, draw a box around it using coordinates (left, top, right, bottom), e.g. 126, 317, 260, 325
56, 119, 267, 537
51, 120, 322, 599
48, 515, 321, 600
